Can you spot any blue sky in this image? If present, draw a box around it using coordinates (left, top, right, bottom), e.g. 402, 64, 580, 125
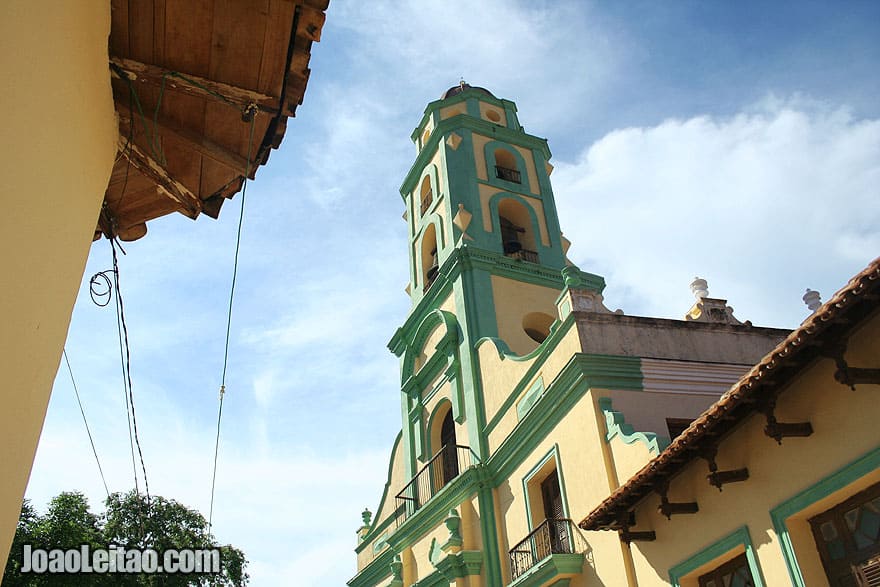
26, 2, 879, 585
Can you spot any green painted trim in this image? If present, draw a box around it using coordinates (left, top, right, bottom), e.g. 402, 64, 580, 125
598, 397, 670, 455
770, 443, 880, 587
431, 550, 483, 581
401, 309, 460, 385
347, 547, 395, 587
516, 377, 546, 421
482, 139, 534, 193
401, 115, 551, 196
477, 482, 504, 586
487, 190, 566, 268
424, 399, 453, 461
357, 431, 404, 553
668, 526, 765, 587
507, 553, 585, 587
386, 464, 486, 553
486, 354, 644, 484
481, 313, 577, 436
521, 445, 571, 533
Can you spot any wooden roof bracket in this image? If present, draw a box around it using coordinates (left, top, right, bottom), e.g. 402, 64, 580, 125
821, 338, 880, 390
701, 445, 749, 492
656, 480, 699, 520
759, 395, 813, 444
615, 512, 656, 544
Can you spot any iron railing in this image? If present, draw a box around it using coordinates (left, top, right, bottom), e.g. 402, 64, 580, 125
508, 518, 576, 580
495, 165, 522, 183
395, 445, 473, 526
505, 248, 539, 263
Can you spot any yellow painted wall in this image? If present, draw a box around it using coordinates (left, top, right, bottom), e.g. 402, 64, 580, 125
490, 276, 561, 356
358, 435, 408, 571
496, 390, 633, 587
0, 0, 117, 567
625, 311, 880, 586
477, 184, 549, 246
480, 325, 582, 453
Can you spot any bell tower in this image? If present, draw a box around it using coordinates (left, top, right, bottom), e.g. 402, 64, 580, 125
398, 82, 603, 355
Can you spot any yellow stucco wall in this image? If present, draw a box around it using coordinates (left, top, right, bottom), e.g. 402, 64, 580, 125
0, 0, 117, 567
497, 390, 633, 586
624, 311, 880, 587
480, 325, 582, 453
490, 276, 561, 356
477, 184, 550, 247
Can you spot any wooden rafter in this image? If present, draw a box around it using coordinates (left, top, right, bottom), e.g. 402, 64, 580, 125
116, 104, 253, 178
116, 137, 201, 219
110, 56, 279, 115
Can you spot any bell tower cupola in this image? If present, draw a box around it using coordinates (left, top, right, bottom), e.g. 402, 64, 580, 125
397, 82, 603, 354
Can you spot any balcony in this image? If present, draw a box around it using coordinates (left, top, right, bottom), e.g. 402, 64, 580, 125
505, 248, 539, 263
395, 445, 474, 526
508, 519, 584, 583
495, 165, 522, 184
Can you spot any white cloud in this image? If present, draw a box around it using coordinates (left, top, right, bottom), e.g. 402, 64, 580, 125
554, 99, 880, 328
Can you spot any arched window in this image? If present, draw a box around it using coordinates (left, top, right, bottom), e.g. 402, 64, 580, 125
498, 198, 538, 263
421, 224, 439, 291
420, 175, 433, 215
439, 410, 459, 485
494, 148, 521, 183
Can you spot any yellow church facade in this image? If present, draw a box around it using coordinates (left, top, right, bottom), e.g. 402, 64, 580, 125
349, 85, 878, 587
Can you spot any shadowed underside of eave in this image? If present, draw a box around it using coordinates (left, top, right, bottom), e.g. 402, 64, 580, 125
98, 0, 328, 242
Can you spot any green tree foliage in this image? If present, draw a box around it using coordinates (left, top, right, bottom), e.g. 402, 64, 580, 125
3, 491, 248, 586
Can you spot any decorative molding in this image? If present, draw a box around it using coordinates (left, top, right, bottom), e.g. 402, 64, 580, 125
770, 444, 880, 587
640, 359, 751, 397
507, 553, 584, 587
668, 526, 765, 587
599, 397, 670, 455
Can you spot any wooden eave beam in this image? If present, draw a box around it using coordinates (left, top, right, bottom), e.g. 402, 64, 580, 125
110, 56, 279, 115
116, 137, 201, 219
116, 104, 253, 178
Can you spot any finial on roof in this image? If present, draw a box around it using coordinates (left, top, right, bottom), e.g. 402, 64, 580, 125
803, 288, 822, 312
460, 77, 466, 89
690, 277, 709, 300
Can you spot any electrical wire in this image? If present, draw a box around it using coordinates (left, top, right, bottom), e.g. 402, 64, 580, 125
208, 104, 258, 531
62, 348, 110, 499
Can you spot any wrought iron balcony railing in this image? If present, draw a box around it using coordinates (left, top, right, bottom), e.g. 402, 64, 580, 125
395, 445, 473, 526
505, 248, 539, 263
508, 518, 577, 581
495, 165, 522, 183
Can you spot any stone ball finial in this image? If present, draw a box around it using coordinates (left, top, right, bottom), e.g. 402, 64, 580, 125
690, 277, 709, 299
361, 508, 372, 527
803, 288, 822, 312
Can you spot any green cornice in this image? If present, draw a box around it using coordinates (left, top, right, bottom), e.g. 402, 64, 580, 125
507, 554, 585, 587
599, 397, 669, 455
401, 115, 551, 197
486, 354, 643, 484
348, 547, 394, 587
410, 88, 521, 142
431, 550, 483, 581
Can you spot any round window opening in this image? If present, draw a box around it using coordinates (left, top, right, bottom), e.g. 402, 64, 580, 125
486, 110, 502, 123
522, 312, 554, 344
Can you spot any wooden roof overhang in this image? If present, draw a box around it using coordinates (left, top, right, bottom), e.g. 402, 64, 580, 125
579, 257, 880, 536
99, 0, 328, 241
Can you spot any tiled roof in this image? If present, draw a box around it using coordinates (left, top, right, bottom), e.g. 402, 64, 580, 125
580, 257, 880, 531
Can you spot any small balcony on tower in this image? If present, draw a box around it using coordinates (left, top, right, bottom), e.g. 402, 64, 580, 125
495, 164, 522, 184
395, 444, 476, 526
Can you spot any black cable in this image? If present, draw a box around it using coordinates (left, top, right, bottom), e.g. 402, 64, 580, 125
62, 348, 110, 499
